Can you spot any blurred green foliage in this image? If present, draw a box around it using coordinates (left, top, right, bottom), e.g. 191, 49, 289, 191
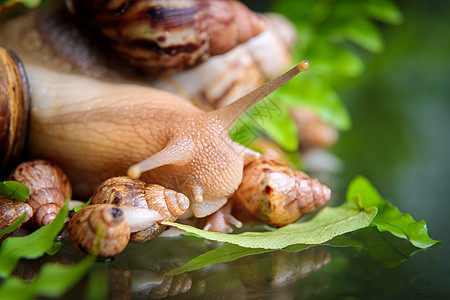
234, 0, 403, 152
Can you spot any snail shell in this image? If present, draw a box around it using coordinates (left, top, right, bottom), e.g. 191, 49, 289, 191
66, 0, 265, 74
0, 195, 33, 241
291, 109, 339, 150
69, 204, 131, 257
91, 176, 189, 243
0, 47, 30, 172
231, 157, 331, 227
8, 160, 72, 228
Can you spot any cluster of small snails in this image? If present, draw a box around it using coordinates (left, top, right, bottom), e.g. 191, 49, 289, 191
0, 160, 70, 241
0, 0, 333, 258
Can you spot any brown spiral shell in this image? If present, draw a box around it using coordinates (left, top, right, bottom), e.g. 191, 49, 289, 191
231, 157, 331, 227
0, 195, 33, 241
66, 0, 265, 74
91, 176, 189, 243
0, 47, 30, 172
8, 160, 72, 228
69, 204, 131, 257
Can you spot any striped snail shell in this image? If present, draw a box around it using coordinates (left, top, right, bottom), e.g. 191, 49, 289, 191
0, 47, 30, 172
231, 157, 331, 227
91, 176, 189, 243
69, 204, 131, 257
8, 160, 72, 228
0, 195, 33, 241
65, 0, 265, 74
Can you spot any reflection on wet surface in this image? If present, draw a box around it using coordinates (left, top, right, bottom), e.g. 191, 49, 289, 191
16, 235, 331, 299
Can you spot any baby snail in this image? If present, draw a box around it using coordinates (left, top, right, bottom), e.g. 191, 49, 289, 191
65, 0, 265, 74
68, 177, 190, 256
91, 176, 189, 243
231, 156, 331, 228
8, 159, 72, 228
0, 195, 33, 241
69, 204, 131, 258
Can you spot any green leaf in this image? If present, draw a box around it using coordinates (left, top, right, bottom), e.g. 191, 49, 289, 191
324, 17, 384, 53
0, 258, 94, 300
364, 0, 404, 25
0, 213, 27, 240
163, 196, 377, 249
347, 176, 439, 248
305, 43, 365, 78
73, 198, 91, 213
348, 227, 424, 268
0, 202, 69, 278
278, 78, 352, 130
231, 98, 300, 151
0, 181, 30, 201
261, 109, 299, 151
166, 226, 423, 275
165, 243, 272, 276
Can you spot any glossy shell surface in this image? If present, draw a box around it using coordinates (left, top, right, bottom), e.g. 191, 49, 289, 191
0, 47, 30, 171
91, 176, 189, 243
69, 204, 131, 257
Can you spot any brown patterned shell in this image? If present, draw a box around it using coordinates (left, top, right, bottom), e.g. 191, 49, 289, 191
91, 176, 189, 243
69, 204, 131, 257
231, 157, 331, 227
0, 47, 30, 171
9, 160, 72, 228
0, 195, 33, 241
66, 0, 264, 74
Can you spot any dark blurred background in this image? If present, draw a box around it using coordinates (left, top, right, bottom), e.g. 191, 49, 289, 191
244, 0, 449, 298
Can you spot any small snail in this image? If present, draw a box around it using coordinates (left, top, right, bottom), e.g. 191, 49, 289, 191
8, 159, 72, 228
291, 109, 339, 151
69, 204, 131, 258
0, 195, 33, 241
66, 0, 265, 74
0, 47, 30, 171
231, 157, 331, 227
91, 176, 189, 243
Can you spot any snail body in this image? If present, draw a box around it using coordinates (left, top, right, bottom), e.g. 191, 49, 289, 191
91, 176, 189, 243
0, 3, 309, 220
17, 58, 309, 219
